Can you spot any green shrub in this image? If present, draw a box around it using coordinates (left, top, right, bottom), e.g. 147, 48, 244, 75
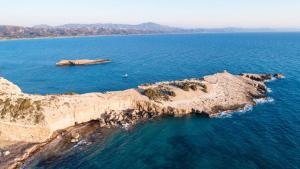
0, 98, 46, 124
172, 82, 200, 91
182, 83, 190, 91
190, 84, 197, 91
19, 99, 31, 111
63, 92, 77, 95
143, 88, 176, 101
144, 89, 160, 100
33, 100, 42, 110
169, 91, 176, 97
34, 113, 45, 124
202, 85, 208, 93
4, 98, 11, 107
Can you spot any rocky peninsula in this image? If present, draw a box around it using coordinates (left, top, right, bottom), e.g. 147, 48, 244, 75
56, 59, 111, 66
0, 71, 283, 168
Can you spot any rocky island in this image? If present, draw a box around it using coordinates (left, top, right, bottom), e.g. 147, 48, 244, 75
0, 71, 283, 168
56, 59, 111, 66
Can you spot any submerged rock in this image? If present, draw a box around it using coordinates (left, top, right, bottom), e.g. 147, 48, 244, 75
56, 59, 111, 66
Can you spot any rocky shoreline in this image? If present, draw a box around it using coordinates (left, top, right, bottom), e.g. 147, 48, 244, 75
0, 71, 284, 168
1, 121, 116, 169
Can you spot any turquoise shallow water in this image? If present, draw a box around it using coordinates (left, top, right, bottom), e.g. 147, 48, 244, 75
0, 33, 300, 169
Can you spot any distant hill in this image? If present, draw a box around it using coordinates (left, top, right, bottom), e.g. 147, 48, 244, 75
0, 23, 185, 40
0, 22, 299, 40
58, 22, 183, 32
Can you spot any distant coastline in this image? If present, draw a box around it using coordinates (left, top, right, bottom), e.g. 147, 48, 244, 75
0, 32, 178, 42
1, 32, 300, 42
1, 22, 299, 41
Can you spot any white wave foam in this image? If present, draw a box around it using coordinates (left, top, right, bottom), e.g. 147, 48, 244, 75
122, 123, 131, 130
265, 77, 276, 82
254, 97, 274, 104
218, 98, 274, 118
267, 88, 272, 93
217, 112, 233, 118
237, 105, 253, 113
216, 105, 253, 118
73, 139, 87, 148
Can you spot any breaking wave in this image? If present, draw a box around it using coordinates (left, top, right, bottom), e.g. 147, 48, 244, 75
265, 77, 276, 82
72, 139, 88, 148
267, 88, 272, 93
254, 97, 274, 104
121, 123, 131, 130
217, 105, 253, 118
217, 97, 274, 119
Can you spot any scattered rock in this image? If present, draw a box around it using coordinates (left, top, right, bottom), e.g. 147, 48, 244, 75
70, 139, 77, 143
70, 133, 80, 143
240, 73, 273, 82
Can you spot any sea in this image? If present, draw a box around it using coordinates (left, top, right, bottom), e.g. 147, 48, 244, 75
0, 33, 299, 169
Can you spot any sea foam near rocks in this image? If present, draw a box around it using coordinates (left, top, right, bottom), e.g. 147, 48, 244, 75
265, 77, 276, 82
267, 88, 272, 93
254, 97, 274, 104
121, 123, 131, 130
217, 97, 274, 119
217, 105, 253, 118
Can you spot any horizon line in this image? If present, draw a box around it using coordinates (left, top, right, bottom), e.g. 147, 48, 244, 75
1, 22, 300, 30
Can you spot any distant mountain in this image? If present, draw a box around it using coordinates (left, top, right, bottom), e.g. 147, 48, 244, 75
0, 23, 185, 40
32, 24, 53, 29
0, 22, 299, 40
57, 22, 183, 32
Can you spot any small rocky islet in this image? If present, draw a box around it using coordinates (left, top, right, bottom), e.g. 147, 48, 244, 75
0, 71, 284, 168
56, 59, 111, 66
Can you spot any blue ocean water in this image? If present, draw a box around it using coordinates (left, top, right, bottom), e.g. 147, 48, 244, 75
0, 33, 300, 169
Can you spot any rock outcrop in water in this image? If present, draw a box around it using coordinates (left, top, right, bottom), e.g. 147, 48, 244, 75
0, 72, 281, 143
56, 59, 111, 66
274, 73, 285, 79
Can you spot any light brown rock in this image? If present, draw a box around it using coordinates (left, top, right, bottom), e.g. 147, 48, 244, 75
0, 72, 279, 143
3, 150, 10, 156
274, 73, 285, 79
56, 59, 111, 66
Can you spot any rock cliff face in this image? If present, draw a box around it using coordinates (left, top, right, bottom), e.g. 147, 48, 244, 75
0, 72, 279, 143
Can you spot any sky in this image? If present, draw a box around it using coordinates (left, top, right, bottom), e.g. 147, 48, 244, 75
0, 0, 300, 28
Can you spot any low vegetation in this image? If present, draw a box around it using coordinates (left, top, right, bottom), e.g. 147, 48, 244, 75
190, 84, 198, 91
0, 98, 45, 124
62, 92, 78, 95
171, 81, 208, 93
143, 87, 176, 101
202, 84, 208, 93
